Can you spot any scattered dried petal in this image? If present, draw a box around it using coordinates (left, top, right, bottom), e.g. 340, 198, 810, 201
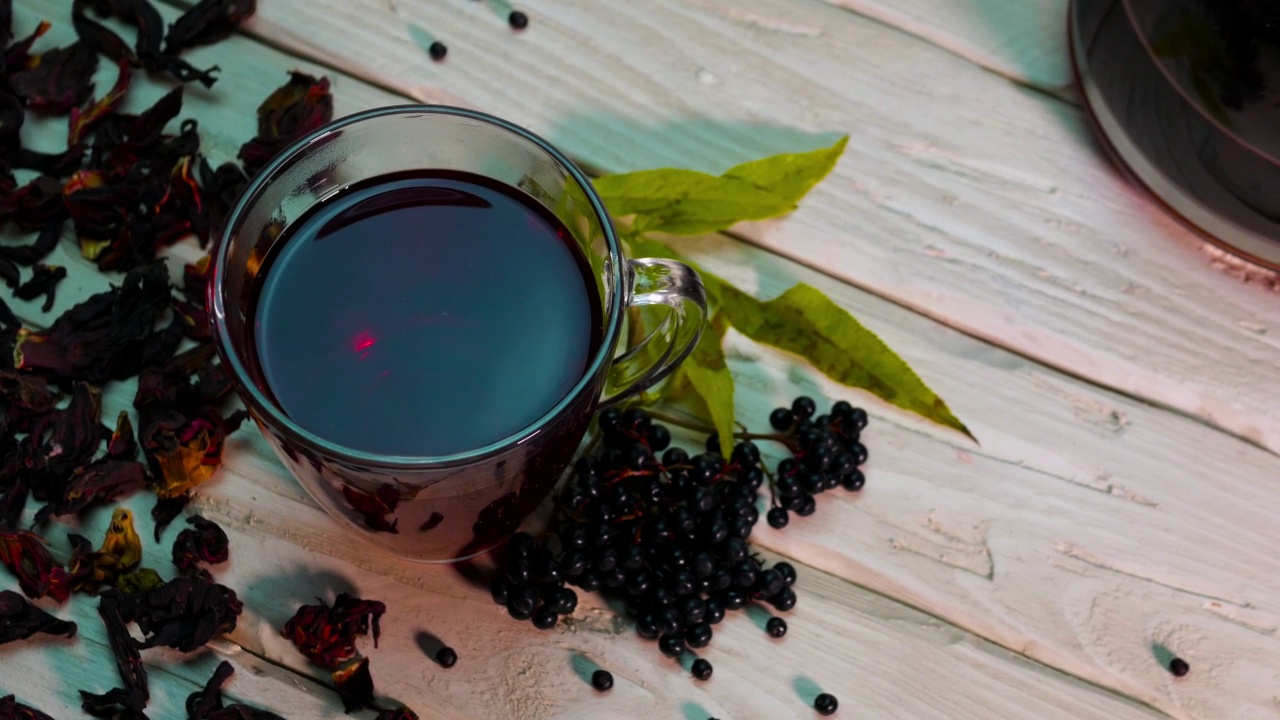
13, 263, 67, 312
165, 0, 256, 53
282, 593, 386, 667
0, 527, 71, 601
9, 41, 99, 112
238, 72, 332, 175
80, 589, 149, 718
171, 514, 229, 573
341, 483, 400, 534
0, 589, 76, 644
332, 657, 376, 713
185, 660, 287, 720
0, 695, 58, 720
123, 573, 243, 652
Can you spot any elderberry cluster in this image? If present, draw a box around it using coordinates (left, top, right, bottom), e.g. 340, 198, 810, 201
489, 398, 868, 676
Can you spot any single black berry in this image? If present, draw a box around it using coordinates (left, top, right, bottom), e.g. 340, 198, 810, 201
509, 10, 529, 29
770, 587, 797, 611
767, 507, 789, 529
775, 561, 797, 586
428, 41, 447, 60
435, 646, 458, 668
591, 669, 614, 691
841, 469, 865, 491
766, 616, 788, 638
792, 396, 817, 419
532, 606, 558, 629
659, 633, 687, 658
490, 576, 510, 604
814, 692, 838, 715
691, 658, 713, 681
770, 407, 795, 431
704, 597, 726, 625
684, 621, 712, 648
1169, 657, 1190, 677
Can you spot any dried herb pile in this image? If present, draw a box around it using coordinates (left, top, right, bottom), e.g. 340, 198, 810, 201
0, 0, 346, 717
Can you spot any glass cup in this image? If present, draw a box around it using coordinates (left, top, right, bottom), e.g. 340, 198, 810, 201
210, 105, 706, 562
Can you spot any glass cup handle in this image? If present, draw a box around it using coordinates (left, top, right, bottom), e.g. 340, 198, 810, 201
599, 257, 708, 407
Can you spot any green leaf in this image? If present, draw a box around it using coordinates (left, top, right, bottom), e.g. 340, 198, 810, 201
716, 282, 973, 440
593, 137, 848, 236
680, 314, 735, 457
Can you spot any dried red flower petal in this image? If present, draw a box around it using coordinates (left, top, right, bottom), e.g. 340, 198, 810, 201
165, 0, 256, 53
171, 514, 229, 573
123, 573, 243, 652
332, 657, 376, 713
0, 370, 58, 432
0, 216, 66, 267
0, 527, 72, 602
13, 263, 67, 312
0, 589, 77, 644
80, 589, 149, 718
185, 660, 287, 720
82, 0, 220, 86
34, 458, 148, 525
0, 695, 58, 720
13, 260, 180, 383
9, 41, 99, 113
22, 381, 104, 482
68, 58, 132, 146
342, 483, 400, 534
282, 593, 386, 668
3, 175, 63, 230
108, 410, 138, 459
238, 72, 332, 175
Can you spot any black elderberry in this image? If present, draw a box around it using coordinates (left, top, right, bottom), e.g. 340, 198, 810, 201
428, 41, 447, 60
560, 550, 588, 578
679, 596, 706, 624
832, 400, 854, 417
710, 569, 733, 591
490, 576, 510, 604
435, 646, 458, 667
814, 692, 838, 715
602, 568, 627, 588
663, 446, 689, 466
720, 589, 748, 610
841, 469, 865, 491
770, 407, 796, 431
766, 616, 787, 638
731, 441, 760, 466
659, 634, 686, 658
649, 423, 671, 451
684, 621, 713, 648
775, 474, 800, 497
1169, 657, 1190, 677
849, 406, 868, 430
657, 608, 682, 636
774, 562, 797, 586
770, 587, 797, 612
547, 588, 578, 615
704, 597, 726, 625
636, 614, 659, 639
851, 442, 869, 466
795, 494, 817, 517
576, 572, 600, 592
792, 396, 817, 419
755, 569, 784, 598
721, 538, 748, 563
767, 507, 789, 529
621, 544, 645, 571
507, 603, 533, 621
591, 669, 613, 691
532, 606, 559, 629
691, 551, 715, 577
691, 658, 713, 681
732, 559, 759, 587
508, 586, 537, 616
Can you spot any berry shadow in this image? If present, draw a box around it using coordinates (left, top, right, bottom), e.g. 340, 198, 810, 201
681, 700, 713, 720
793, 675, 823, 705
414, 629, 448, 660
568, 652, 601, 686
242, 568, 359, 630
1150, 641, 1177, 668
745, 603, 773, 633
406, 24, 440, 58
484, 0, 514, 21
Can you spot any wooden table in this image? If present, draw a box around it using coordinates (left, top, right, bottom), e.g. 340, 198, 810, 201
6, 0, 1279, 718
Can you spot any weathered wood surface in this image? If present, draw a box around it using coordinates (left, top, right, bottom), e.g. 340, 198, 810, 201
3, 0, 1277, 718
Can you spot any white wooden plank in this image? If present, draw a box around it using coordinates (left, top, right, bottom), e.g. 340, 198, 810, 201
814, 0, 1072, 91
213, 0, 1280, 463
4, 1, 1274, 718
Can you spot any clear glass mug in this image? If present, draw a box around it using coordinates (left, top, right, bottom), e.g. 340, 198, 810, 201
210, 106, 706, 562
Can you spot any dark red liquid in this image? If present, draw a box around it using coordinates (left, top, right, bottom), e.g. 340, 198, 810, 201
250, 170, 602, 456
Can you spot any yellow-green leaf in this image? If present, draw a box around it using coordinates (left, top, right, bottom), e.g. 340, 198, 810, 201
593, 137, 848, 236
717, 282, 973, 440
681, 314, 735, 457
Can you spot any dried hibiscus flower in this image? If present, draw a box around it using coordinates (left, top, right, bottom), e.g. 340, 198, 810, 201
165, 0, 257, 54
121, 573, 243, 652
8, 40, 98, 113
342, 483, 400, 534
171, 514, 229, 574
0, 589, 76, 644
185, 660, 286, 720
0, 695, 58, 720
238, 72, 332, 175
66, 507, 143, 591
13, 260, 181, 383
75, 0, 220, 87
0, 527, 71, 601
283, 593, 386, 667
80, 589, 149, 718
332, 657, 376, 713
